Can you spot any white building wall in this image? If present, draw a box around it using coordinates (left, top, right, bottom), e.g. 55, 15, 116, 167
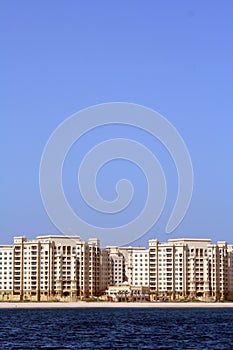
131, 249, 149, 286
0, 246, 14, 294
107, 247, 124, 286
227, 245, 233, 299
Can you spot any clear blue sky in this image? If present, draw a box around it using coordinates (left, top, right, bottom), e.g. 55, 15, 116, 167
1, 1, 233, 246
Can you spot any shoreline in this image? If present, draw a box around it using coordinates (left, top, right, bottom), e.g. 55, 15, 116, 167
1, 301, 233, 308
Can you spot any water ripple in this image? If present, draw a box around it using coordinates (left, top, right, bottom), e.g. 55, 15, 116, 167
0, 308, 233, 349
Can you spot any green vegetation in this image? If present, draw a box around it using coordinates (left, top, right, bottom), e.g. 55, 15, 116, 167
82, 297, 104, 302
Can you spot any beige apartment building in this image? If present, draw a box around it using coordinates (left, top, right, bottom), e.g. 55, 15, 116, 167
1, 235, 233, 301
149, 238, 233, 301
106, 247, 125, 286
0, 245, 14, 299
106, 246, 150, 287
0, 235, 109, 301
106, 246, 150, 301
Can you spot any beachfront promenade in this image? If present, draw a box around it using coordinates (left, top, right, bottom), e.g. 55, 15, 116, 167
1, 302, 233, 308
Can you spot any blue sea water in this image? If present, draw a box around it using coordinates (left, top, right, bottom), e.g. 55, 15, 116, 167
0, 307, 233, 349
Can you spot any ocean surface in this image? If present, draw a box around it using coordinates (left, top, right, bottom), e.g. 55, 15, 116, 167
0, 307, 233, 349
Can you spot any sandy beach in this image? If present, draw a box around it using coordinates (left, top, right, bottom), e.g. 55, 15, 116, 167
1, 302, 233, 308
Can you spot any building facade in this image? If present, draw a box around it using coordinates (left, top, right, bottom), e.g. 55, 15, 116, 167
1, 235, 233, 301
149, 238, 233, 301
0, 245, 14, 299
0, 235, 109, 301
